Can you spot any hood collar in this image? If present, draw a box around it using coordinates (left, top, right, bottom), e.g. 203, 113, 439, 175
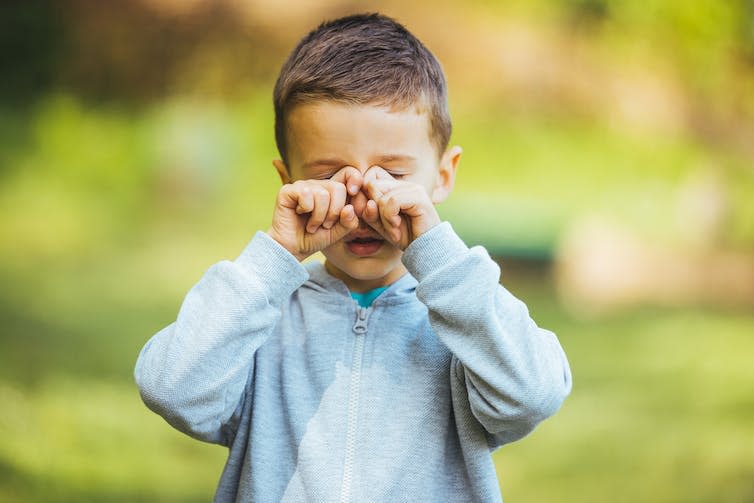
303, 261, 417, 305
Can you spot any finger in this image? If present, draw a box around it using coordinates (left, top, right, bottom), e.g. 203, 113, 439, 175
363, 176, 397, 201
363, 199, 380, 225
377, 195, 402, 242
362, 166, 381, 197
306, 187, 330, 233
364, 165, 401, 195
350, 190, 368, 218
378, 193, 403, 228
331, 166, 363, 196
363, 199, 390, 240
294, 184, 314, 214
365, 165, 393, 181
329, 204, 359, 241
322, 182, 346, 230
277, 184, 299, 210
362, 180, 381, 201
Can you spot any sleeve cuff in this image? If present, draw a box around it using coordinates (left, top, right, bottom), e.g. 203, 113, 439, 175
234, 231, 309, 301
402, 221, 469, 281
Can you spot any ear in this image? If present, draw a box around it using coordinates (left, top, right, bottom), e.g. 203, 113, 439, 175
273, 159, 291, 184
431, 145, 462, 204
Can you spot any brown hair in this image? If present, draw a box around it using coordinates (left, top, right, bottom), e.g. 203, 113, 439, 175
273, 13, 451, 165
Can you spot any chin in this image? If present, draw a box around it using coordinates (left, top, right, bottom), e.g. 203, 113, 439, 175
322, 245, 405, 287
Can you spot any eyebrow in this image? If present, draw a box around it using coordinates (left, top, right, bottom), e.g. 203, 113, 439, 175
301, 154, 417, 171
301, 159, 344, 171
377, 154, 417, 165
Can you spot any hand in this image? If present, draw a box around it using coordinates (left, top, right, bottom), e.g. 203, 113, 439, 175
267, 167, 362, 261
361, 166, 441, 250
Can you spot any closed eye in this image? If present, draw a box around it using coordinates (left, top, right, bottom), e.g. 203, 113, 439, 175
309, 171, 339, 180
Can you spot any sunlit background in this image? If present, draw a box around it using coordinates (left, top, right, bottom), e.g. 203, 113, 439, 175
1, 0, 753, 501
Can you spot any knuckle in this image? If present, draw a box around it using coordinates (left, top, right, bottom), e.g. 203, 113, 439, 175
380, 195, 394, 207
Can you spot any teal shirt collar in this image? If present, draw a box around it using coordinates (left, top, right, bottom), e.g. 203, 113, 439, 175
350, 286, 389, 308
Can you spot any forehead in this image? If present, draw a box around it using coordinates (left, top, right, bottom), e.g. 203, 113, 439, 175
285, 101, 436, 173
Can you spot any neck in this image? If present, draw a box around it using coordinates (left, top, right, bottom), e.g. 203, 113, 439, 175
324, 261, 407, 293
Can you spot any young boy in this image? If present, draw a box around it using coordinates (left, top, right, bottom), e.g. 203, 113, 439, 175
135, 13, 571, 502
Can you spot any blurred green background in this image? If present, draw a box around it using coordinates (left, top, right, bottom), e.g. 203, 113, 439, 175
1, 0, 754, 501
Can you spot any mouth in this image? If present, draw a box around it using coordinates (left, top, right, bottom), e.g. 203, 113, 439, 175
344, 234, 385, 257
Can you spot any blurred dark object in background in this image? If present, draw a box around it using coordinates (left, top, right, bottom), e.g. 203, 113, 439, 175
0, 0, 64, 106
1, 0, 301, 106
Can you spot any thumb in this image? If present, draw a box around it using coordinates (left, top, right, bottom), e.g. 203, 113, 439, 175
362, 199, 392, 243
327, 204, 359, 242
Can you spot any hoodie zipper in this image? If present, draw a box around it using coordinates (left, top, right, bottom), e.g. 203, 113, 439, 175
340, 306, 369, 503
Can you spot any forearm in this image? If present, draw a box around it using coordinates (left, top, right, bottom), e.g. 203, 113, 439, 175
134, 231, 308, 443
403, 223, 572, 442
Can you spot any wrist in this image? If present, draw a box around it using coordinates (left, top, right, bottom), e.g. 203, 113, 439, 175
266, 228, 309, 262
403, 221, 468, 281
411, 209, 441, 242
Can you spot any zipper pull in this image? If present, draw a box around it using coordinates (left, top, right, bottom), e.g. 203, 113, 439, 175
352, 307, 368, 334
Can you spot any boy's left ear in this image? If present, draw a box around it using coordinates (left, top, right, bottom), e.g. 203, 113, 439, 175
273, 159, 291, 185
431, 145, 462, 204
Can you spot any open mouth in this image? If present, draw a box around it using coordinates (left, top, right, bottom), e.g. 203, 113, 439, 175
345, 235, 385, 256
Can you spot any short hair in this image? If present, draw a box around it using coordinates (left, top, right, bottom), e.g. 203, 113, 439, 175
273, 13, 451, 166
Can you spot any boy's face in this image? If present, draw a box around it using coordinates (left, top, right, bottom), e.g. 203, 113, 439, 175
273, 101, 461, 292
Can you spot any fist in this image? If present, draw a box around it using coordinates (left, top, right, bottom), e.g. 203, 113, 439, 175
267, 167, 362, 261
361, 166, 440, 250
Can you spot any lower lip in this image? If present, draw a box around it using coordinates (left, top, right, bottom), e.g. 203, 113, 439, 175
346, 239, 384, 256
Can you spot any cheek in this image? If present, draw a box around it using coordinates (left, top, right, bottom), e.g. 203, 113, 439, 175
405, 174, 436, 195
407, 165, 440, 191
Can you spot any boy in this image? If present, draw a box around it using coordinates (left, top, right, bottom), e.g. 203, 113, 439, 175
135, 13, 571, 503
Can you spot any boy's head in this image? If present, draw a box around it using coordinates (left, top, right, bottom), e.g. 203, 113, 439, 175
271, 13, 462, 291
273, 13, 451, 167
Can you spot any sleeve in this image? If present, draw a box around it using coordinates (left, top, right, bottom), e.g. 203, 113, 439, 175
134, 231, 309, 445
402, 222, 572, 447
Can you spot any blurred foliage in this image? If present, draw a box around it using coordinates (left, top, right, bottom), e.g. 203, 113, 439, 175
1, 0, 754, 501
1, 0, 752, 256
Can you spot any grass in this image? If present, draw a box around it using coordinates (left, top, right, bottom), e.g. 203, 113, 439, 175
502, 267, 754, 503
0, 377, 225, 503
494, 304, 754, 502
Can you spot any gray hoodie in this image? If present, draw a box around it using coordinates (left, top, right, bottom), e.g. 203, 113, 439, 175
135, 222, 572, 502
